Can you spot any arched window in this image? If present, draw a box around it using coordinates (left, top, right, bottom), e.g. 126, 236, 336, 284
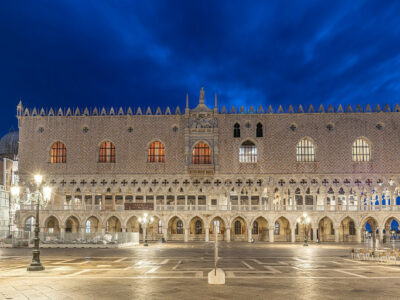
234, 220, 242, 234
99, 141, 115, 163
85, 220, 91, 234
296, 138, 315, 162
50, 142, 66, 163
239, 141, 258, 163
176, 220, 183, 234
256, 123, 263, 137
349, 221, 356, 235
158, 220, 163, 234
330, 222, 335, 235
352, 138, 371, 162
234, 123, 240, 138
148, 141, 165, 163
274, 221, 280, 235
195, 220, 202, 234
252, 221, 259, 234
192, 142, 211, 164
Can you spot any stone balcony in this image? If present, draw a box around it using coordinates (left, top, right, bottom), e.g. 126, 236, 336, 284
17, 203, 400, 213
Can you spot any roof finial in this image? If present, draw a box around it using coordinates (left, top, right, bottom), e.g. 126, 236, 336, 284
214, 93, 217, 108
199, 87, 205, 105
186, 93, 189, 108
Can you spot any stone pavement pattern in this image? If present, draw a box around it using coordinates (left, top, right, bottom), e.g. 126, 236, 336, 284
0, 243, 400, 299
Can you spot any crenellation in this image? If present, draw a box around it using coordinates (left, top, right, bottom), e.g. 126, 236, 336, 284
14, 89, 400, 244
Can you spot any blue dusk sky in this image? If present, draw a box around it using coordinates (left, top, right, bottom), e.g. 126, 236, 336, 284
1, 1, 400, 135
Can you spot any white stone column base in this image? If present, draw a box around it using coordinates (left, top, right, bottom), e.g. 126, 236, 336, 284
208, 268, 225, 285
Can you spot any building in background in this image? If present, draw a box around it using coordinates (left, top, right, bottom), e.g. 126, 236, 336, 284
14, 89, 400, 244
0, 129, 19, 234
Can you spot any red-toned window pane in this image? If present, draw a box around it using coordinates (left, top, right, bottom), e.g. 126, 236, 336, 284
192, 142, 211, 164
99, 141, 115, 163
50, 142, 66, 163
147, 141, 165, 163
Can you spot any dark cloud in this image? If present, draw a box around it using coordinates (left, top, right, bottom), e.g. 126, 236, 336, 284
1, 1, 400, 135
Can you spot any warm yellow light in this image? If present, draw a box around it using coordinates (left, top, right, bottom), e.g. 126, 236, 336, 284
10, 185, 20, 197
43, 186, 52, 201
150, 217, 154, 222
34, 174, 43, 185
138, 217, 142, 223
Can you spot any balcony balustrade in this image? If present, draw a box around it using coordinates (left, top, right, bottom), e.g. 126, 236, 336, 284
17, 202, 400, 213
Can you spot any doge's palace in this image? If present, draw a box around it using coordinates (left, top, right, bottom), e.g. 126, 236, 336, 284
14, 88, 400, 244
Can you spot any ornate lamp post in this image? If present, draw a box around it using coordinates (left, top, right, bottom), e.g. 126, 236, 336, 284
297, 213, 310, 246
12, 174, 52, 271
138, 213, 154, 246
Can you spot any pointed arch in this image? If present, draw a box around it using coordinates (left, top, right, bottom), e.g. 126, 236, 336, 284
233, 123, 240, 138
256, 123, 263, 137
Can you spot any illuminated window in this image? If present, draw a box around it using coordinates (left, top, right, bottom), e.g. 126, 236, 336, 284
233, 123, 240, 138
99, 141, 115, 163
50, 142, 66, 163
148, 141, 165, 163
192, 142, 211, 164
352, 138, 371, 162
252, 221, 259, 234
239, 141, 257, 163
176, 220, 183, 234
256, 123, 263, 137
234, 220, 242, 234
296, 138, 315, 162
195, 220, 202, 234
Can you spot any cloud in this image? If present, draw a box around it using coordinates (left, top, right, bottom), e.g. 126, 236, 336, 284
0, 1, 400, 134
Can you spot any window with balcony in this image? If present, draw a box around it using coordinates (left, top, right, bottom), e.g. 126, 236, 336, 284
296, 138, 315, 162
148, 141, 165, 163
192, 142, 211, 164
99, 141, 115, 163
50, 141, 66, 163
352, 138, 371, 162
239, 140, 258, 163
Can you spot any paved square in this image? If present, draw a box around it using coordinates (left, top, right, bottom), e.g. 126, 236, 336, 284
0, 243, 400, 299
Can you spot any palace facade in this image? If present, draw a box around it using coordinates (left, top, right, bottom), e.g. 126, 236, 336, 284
14, 88, 400, 243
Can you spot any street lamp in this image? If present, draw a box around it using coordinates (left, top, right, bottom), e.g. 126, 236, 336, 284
297, 213, 310, 246
138, 213, 154, 246
12, 174, 52, 271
